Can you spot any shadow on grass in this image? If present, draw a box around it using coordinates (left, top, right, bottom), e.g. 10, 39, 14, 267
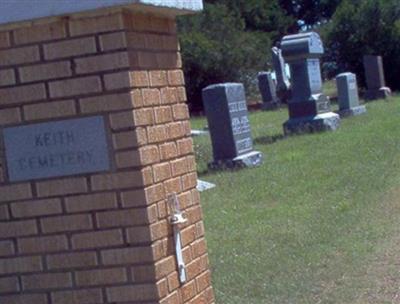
254, 133, 286, 145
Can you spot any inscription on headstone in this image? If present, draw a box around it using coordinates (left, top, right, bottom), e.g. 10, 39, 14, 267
202, 83, 263, 169
3, 116, 111, 182
280, 32, 340, 134
336, 72, 366, 117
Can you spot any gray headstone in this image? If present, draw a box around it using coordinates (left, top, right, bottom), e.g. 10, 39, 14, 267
257, 71, 278, 110
202, 83, 263, 169
363, 55, 391, 100
280, 32, 340, 134
3, 116, 111, 182
336, 72, 366, 117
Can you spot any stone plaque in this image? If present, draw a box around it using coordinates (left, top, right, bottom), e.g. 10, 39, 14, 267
3, 116, 111, 182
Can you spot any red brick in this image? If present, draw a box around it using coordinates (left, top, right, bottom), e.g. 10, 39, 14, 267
187, 155, 197, 172
91, 170, 149, 191
177, 86, 187, 102
177, 138, 194, 155
163, 35, 179, 51
75, 52, 130, 74
154, 106, 173, 124
22, 272, 72, 291
160, 142, 178, 160
0, 46, 39, 67
171, 157, 189, 177
44, 37, 97, 60
19, 61, 72, 83
109, 108, 154, 130
181, 279, 197, 302
156, 52, 181, 69
96, 205, 157, 228
0, 240, 14, 257
145, 34, 164, 50
49, 76, 102, 98
164, 177, 182, 194
167, 122, 185, 140
0, 69, 16, 86
115, 146, 160, 169
80, 91, 141, 114
161, 290, 179, 304
14, 20, 67, 45
0, 220, 37, 238
18, 235, 68, 254
0, 184, 32, 202
126, 220, 169, 245
0, 204, 9, 220
0, 83, 46, 106
100, 31, 127, 51
71, 229, 123, 249
52, 288, 103, 304
196, 270, 212, 292
41, 214, 92, 233
149, 70, 168, 87
154, 255, 176, 280
76, 268, 128, 287
104, 70, 150, 90
150, 16, 171, 34
0, 294, 48, 304
0, 256, 42, 275
101, 247, 154, 265
69, 13, 124, 36
65, 192, 118, 213
153, 163, 172, 183
0, 276, 19, 293
147, 125, 168, 143
106, 284, 158, 302
24, 100, 76, 121
161, 87, 178, 104
46, 252, 98, 270
11, 198, 61, 218
121, 183, 164, 207
167, 272, 180, 293
182, 172, 198, 191
172, 104, 190, 120
36, 177, 88, 197
181, 225, 196, 248
136, 51, 158, 69
143, 88, 161, 106
0, 31, 10, 49
112, 128, 147, 150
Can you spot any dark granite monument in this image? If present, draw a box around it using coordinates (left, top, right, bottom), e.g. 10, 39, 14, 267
202, 83, 263, 169
363, 55, 391, 100
336, 72, 366, 117
280, 32, 340, 134
257, 71, 279, 110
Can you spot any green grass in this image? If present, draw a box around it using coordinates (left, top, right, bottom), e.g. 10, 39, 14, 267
192, 96, 400, 303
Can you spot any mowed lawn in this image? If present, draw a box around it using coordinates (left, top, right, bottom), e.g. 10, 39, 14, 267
191, 96, 400, 303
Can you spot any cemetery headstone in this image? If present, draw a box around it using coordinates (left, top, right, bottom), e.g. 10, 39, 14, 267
336, 72, 366, 117
0, 1, 215, 304
280, 32, 340, 134
257, 71, 279, 110
363, 55, 391, 100
202, 83, 263, 169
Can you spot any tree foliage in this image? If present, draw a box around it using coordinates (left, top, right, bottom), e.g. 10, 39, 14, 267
178, 3, 275, 110
322, 0, 400, 89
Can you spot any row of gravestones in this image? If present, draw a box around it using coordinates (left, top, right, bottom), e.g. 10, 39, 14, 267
201, 32, 392, 170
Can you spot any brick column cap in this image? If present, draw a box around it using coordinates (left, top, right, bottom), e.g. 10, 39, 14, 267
0, 0, 203, 25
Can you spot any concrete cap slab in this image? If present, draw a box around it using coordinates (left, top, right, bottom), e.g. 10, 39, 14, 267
0, 0, 203, 25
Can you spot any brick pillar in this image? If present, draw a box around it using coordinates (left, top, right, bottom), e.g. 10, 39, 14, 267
0, 8, 214, 304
